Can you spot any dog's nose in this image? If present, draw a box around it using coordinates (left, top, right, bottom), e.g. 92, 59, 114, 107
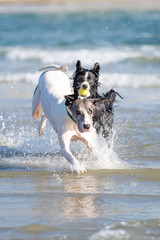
82, 83, 88, 89
83, 124, 91, 129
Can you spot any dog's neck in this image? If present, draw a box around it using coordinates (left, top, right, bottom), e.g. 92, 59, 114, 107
65, 105, 77, 124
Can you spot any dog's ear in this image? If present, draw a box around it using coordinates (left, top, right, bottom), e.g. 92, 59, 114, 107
90, 98, 110, 107
76, 60, 83, 71
92, 99, 104, 106
103, 89, 123, 101
93, 62, 100, 75
65, 94, 75, 106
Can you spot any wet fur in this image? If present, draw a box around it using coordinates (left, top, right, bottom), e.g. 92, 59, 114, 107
32, 70, 100, 174
72, 60, 118, 140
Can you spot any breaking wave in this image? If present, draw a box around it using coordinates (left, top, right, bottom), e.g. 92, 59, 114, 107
2, 45, 160, 66
90, 219, 160, 240
1, 71, 160, 89
1, 45, 160, 89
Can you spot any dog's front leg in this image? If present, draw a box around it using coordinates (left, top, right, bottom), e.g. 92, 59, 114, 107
58, 133, 86, 174
82, 132, 98, 157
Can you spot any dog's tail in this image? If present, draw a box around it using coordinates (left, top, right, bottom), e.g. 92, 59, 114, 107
32, 84, 43, 120
38, 64, 68, 72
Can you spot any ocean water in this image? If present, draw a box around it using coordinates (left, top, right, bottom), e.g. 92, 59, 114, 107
0, 4, 160, 240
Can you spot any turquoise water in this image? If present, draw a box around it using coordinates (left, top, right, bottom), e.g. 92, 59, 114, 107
0, 4, 160, 240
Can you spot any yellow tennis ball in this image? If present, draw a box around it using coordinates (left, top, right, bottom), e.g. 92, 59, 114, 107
79, 88, 89, 96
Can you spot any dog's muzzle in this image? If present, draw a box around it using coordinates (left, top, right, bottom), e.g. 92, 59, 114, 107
82, 83, 89, 89
82, 123, 91, 132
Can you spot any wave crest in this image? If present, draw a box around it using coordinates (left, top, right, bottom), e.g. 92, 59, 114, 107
1, 71, 159, 89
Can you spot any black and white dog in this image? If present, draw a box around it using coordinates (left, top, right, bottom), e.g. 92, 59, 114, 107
72, 60, 122, 140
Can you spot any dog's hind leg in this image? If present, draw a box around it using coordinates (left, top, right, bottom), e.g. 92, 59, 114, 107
38, 113, 47, 136
32, 84, 43, 120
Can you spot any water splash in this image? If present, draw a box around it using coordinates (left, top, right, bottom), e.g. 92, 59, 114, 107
0, 121, 130, 172
72, 129, 130, 171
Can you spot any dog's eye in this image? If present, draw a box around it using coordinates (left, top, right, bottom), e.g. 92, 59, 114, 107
76, 110, 81, 115
79, 77, 84, 82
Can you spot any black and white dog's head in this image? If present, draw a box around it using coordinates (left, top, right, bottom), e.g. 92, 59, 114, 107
72, 60, 100, 98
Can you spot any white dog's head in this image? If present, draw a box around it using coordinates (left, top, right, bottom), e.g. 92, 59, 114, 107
65, 95, 104, 133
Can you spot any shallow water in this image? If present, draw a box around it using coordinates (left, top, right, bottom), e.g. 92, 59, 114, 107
0, 4, 160, 240
1, 168, 160, 240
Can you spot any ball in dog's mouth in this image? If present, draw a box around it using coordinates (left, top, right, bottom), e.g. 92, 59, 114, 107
79, 88, 90, 97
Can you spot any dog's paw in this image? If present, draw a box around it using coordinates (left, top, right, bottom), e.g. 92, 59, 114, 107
72, 162, 87, 174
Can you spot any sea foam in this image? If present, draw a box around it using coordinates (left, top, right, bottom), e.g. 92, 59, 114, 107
1, 45, 160, 89
4, 45, 160, 66
1, 71, 159, 89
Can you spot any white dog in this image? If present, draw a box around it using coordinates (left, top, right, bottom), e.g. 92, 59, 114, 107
32, 70, 102, 173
